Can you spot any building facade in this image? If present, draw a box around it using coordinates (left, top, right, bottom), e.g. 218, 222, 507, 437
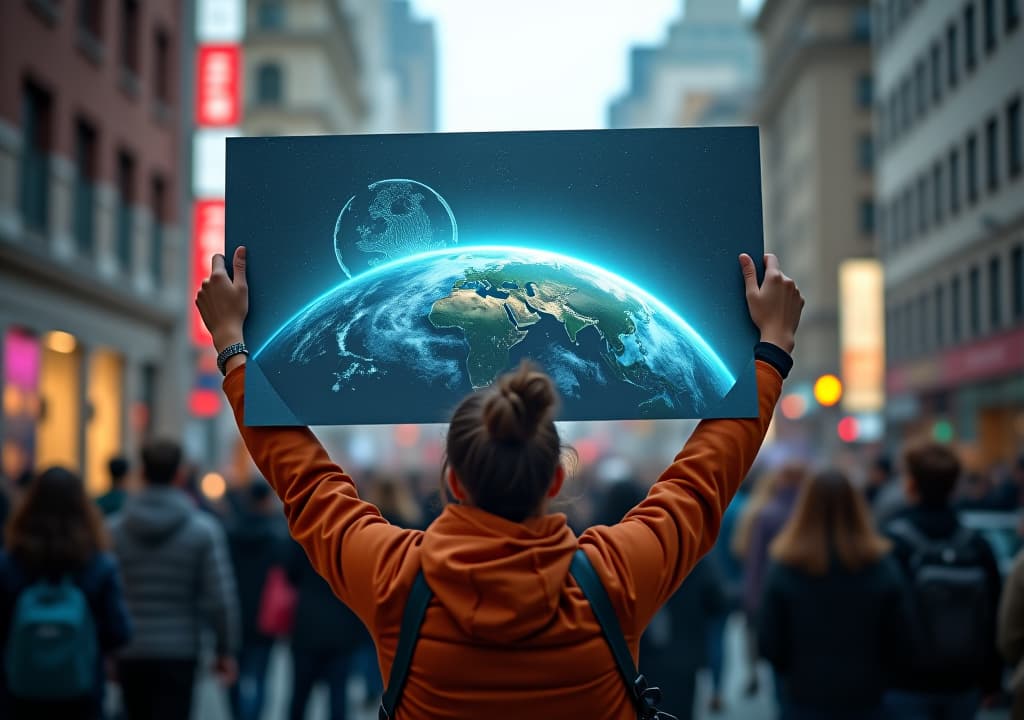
0, 0, 188, 493
874, 0, 1024, 464
755, 0, 876, 445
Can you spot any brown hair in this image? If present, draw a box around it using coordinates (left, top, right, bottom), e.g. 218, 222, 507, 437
731, 462, 807, 560
770, 468, 890, 576
444, 361, 562, 522
6, 466, 110, 575
904, 440, 961, 506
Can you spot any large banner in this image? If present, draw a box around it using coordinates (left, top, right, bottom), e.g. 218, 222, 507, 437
226, 128, 764, 426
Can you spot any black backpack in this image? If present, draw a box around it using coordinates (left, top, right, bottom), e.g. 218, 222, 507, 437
888, 519, 991, 673
378, 549, 676, 720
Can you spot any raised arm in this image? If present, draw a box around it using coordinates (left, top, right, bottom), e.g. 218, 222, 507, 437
580, 253, 802, 635
198, 248, 421, 629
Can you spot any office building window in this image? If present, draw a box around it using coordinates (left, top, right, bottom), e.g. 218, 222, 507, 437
256, 63, 283, 104
918, 294, 929, 353
857, 73, 873, 109
854, 6, 872, 39
986, 116, 999, 192
258, 0, 285, 29
151, 175, 165, 286
950, 147, 962, 213
73, 119, 97, 255
858, 134, 874, 171
77, 0, 102, 39
933, 161, 944, 225
120, 0, 140, 74
965, 3, 977, 72
1009, 97, 1022, 179
969, 265, 981, 336
984, 0, 998, 51
935, 284, 945, 347
154, 28, 170, 104
116, 150, 135, 271
914, 60, 926, 117
952, 275, 963, 342
917, 175, 929, 235
930, 42, 943, 105
903, 187, 914, 243
1012, 244, 1023, 319
989, 256, 1002, 329
889, 199, 900, 250
901, 76, 912, 129
19, 81, 51, 233
947, 23, 959, 88
967, 132, 979, 204
860, 199, 876, 236
1009, 0, 1021, 31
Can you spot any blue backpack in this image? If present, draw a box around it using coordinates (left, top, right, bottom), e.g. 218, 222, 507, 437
5, 576, 99, 698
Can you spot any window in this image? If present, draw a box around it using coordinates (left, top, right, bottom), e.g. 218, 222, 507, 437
116, 150, 135, 271
860, 199, 876, 236
256, 63, 283, 104
1009, 97, 1022, 179
73, 119, 97, 255
947, 23, 959, 88
967, 132, 979, 204
930, 42, 943, 104
888, 199, 900, 250
984, 0, 998, 51
986, 116, 999, 192
154, 28, 170, 104
935, 284, 945, 347
903, 187, 914, 243
858, 134, 874, 171
1013, 245, 1023, 319
914, 59, 926, 117
969, 265, 981, 336
19, 80, 52, 233
917, 175, 929, 235
1009, 0, 1021, 31
933, 161, 944, 225
151, 175, 165, 285
77, 0, 102, 38
918, 294, 929, 353
989, 256, 1002, 329
950, 147, 962, 213
857, 73, 873, 109
900, 76, 912, 129
258, 0, 285, 29
120, 0, 140, 74
965, 3, 977, 72
952, 275, 963, 342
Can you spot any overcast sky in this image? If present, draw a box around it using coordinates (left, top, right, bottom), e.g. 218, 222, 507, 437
408, 0, 766, 132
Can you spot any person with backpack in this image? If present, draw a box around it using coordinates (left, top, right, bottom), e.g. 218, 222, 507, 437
758, 469, 914, 720
195, 246, 803, 719
0, 467, 132, 719
883, 441, 1004, 720
109, 441, 240, 720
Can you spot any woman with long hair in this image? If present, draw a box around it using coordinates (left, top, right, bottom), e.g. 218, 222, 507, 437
196, 246, 803, 719
0, 467, 132, 719
758, 469, 914, 720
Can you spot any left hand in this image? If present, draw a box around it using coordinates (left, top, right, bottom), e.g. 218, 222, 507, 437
195, 246, 249, 353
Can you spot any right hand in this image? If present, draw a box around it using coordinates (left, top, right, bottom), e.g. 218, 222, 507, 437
195, 246, 249, 354
739, 253, 804, 354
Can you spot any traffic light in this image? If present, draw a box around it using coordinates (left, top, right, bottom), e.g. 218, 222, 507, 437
837, 416, 860, 443
813, 374, 843, 407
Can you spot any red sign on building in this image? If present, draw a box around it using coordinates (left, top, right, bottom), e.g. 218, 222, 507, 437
191, 199, 225, 345
196, 44, 241, 127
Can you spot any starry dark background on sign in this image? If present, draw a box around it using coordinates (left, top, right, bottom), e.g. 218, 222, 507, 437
226, 127, 765, 420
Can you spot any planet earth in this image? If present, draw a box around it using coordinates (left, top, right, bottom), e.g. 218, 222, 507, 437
255, 246, 736, 424
333, 179, 458, 279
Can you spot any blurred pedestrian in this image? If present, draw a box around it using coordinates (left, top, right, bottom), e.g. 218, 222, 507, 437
999, 548, 1024, 719
286, 540, 367, 720
758, 469, 914, 720
0, 467, 131, 719
883, 441, 1003, 720
866, 455, 907, 526
110, 440, 240, 720
96, 456, 130, 516
227, 478, 288, 720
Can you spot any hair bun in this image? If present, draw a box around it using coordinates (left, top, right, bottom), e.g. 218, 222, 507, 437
482, 362, 557, 443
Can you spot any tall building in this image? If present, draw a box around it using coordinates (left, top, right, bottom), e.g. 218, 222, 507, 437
609, 0, 759, 128
755, 0, 876, 443
875, 0, 1024, 464
0, 0, 188, 493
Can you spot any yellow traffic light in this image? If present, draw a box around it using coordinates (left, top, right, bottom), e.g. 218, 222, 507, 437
813, 374, 843, 407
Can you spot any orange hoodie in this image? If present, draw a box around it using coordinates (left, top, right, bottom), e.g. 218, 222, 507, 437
223, 360, 782, 719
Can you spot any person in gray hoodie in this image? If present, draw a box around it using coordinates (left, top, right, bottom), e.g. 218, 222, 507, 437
109, 440, 240, 720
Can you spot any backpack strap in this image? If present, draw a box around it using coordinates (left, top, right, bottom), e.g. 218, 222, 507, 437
570, 549, 676, 720
379, 570, 433, 720
887, 518, 937, 554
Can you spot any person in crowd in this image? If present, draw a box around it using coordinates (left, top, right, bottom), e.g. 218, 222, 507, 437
97, 456, 130, 516
869, 454, 907, 526
992, 456, 1024, 511
371, 474, 425, 529
955, 470, 1003, 511
999, 547, 1024, 719
758, 469, 914, 720
286, 540, 368, 720
863, 455, 891, 506
109, 440, 240, 720
196, 246, 802, 718
226, 478, 288, 720
0, 467, 132, 719
883, 441, 1003, 720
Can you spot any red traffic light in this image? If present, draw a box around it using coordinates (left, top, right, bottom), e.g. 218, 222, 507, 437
837, 416, 860, 443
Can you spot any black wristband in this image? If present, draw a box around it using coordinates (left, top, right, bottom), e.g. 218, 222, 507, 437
754, 341, 793, 379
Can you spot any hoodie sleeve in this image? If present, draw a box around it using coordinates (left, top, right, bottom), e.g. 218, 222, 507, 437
580, 359, 782, 637
222, 365, 422, 631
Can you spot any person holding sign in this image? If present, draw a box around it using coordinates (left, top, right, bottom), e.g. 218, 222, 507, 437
197, 245, 803, 720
